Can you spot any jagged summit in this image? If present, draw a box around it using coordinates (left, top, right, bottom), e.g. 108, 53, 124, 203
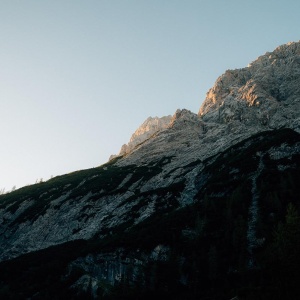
2, 40, 300, 263
1, 41, 300, 299
199, 40, 300, 131
169, 108, 202, 129
110, 115, 172, 160
112, 41, 300, 163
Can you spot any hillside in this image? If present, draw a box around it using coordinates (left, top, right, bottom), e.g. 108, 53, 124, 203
0, 41, 300, 299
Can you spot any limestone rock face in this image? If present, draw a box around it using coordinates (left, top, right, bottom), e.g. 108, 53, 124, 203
1, 41, 300, 263
116, 109, 209, 167
169, 108, 204, 130
115, 41, 300, 169
116, 115, 172, 157
199, 41, 300, 131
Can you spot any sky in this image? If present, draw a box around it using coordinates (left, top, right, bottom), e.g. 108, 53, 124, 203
0, 0, 299, 191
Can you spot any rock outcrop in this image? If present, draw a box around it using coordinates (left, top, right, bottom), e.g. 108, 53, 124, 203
1, 41, 300, 299
199, 41, 300, 131
1, 128, 300, 299
1, 41, 300, 263
112, 115, 172, 158
112, 41, 300, 170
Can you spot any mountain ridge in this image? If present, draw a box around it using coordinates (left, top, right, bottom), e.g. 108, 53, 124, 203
1, 127, 300, 299
1, 41, 300, 262
0, 41, 300, 299
111, 40, 300, 168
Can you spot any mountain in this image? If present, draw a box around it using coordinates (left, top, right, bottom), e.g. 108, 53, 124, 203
110, 115, 172, 159
200, 41, 300, 130
0, 41, 300, 299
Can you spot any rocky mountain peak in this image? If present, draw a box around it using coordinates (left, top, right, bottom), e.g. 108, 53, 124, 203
199, 40, 300, 131
114, 115, 172, 157
110, 41, 300, 167
1, 41, 300, 299
169, 109, 200, 128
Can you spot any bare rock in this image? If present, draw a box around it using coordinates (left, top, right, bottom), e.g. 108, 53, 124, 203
111, 115, 172, 159
199, 41, 300, 132
2, 41, 300, 262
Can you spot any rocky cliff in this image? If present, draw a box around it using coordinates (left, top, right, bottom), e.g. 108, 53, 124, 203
110, 42, 300, 170
110, 115, 172, 159
199, 41, 300, 131
1, 40, 300, 261
0, 41, 300, 299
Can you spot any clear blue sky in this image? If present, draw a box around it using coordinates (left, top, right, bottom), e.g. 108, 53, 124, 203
1, 0, 299, 191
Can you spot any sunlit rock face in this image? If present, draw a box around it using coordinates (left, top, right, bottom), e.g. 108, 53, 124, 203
1, 41, 300, 300
199, 41, 300, 131
1, 41, 300, 263
115, 41, 300, 169
115, 108, 209, 167
116, 115, 172, 157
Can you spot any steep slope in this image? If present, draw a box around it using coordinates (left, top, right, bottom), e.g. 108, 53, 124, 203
0, 157, 185, 261
114, 42, 300, 169
0, 41, 300, 299
0, 128, 300, 299
1, 41, 300, 262
111, 115, 172, 158
199, 41, 300, 131
0, 109, 208, 261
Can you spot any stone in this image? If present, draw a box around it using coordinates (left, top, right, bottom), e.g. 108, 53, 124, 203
113, 115, 172, 158
199, 41, 300, 132
1, 41, 300, 262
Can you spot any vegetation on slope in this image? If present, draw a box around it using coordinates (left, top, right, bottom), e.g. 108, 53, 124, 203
0, 129, 300, 299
